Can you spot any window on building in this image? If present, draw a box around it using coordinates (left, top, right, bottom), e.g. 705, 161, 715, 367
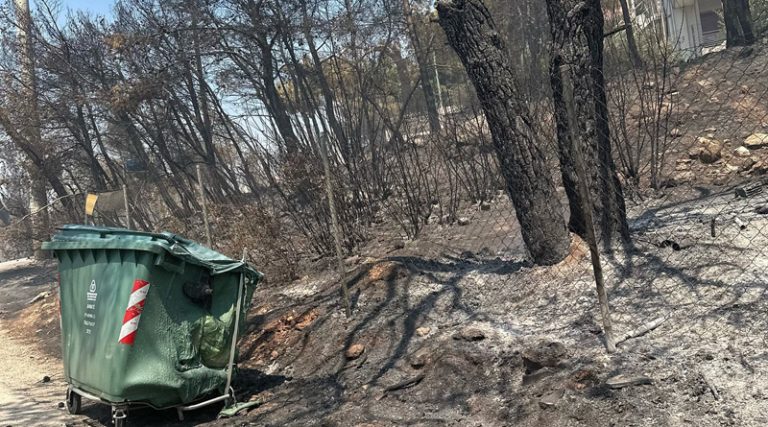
700, 9, 722, 45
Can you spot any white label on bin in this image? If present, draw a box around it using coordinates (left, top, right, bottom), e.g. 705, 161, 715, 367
86, 280, 98, 301
84, 280, 97, 334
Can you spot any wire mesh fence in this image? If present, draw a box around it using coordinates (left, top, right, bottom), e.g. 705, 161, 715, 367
4, 2, 768, 422
5, 38, 767, 355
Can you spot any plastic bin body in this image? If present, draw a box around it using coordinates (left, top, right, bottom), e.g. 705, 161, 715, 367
43, 226, 260, 409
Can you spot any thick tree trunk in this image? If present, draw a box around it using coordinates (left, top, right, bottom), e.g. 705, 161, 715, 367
436, 0, 570, 266
617, 0, 644, 67
389, 46, 413, 107
259, 38, 300, 156
403, 0, 441, 134
303, 23, 352, 166
735, 0, 756, 45
546, 0, 629, 249
723, 0, 743, 46
723, 0, 755, 47
15, 0, 50, 259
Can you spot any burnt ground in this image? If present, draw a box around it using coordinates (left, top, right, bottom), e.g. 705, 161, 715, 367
5, 45, 768, 426
5, 180, 768, 426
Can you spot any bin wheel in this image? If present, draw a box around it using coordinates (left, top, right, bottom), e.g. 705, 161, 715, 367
226, 386, 237, 406
66, 387, 81, 415
112, 407, 127, 427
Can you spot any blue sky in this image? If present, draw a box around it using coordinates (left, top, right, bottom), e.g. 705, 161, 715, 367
59, 0, 113, 17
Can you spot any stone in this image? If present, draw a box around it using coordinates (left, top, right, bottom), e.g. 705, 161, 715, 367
697, 137, 722, 164
522, 367, 556, 385
457, 217, 470, 226
454, 326, 485, 341
416, 327, 431, 337
409, 350, 430, 369
392, 240, 406, 250
539, 389, 564, 409
752, 160, 768, 175
522, 341, 567, 373
739, 157, 757, 170
605, 374, 653, 389
345, 344, 365, 360
756, 205, 768, 215
744, 133, 768, 149
713, 176, 729, 186
670, 128, 684, 138
734, 146, 751, 157
688, 146, 704, 159
672, 171, 696, 185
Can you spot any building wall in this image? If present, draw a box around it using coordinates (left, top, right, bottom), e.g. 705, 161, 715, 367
664, 2, 700, 54
661, 0, 725, 58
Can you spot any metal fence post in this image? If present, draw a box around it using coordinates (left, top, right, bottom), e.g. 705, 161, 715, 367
560, 64, 617, 353
123, 185, 131, 229
197, 164, 212, 248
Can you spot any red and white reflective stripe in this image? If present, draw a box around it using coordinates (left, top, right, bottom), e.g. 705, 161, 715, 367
118, 279, 150, 345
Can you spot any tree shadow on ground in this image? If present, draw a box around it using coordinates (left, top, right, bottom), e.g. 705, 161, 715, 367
235, 255, 529, 425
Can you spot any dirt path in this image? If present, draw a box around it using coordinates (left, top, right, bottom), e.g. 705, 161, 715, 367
0, 322, 83, 426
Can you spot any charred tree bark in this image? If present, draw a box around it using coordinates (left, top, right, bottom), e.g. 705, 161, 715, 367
389, 46, 413, 108
15, 0, 50, 259
546, 0, 629, 248
242, 0, 300, 156
436, 0, 570, 265
617, 0, 644, 67
723, 0, 755, 47
403, 0, 441, 134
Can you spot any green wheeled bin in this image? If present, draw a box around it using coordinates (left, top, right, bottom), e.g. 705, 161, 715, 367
42, 225, 263, 426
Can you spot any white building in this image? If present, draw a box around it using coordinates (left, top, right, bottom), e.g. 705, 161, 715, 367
632, 0, 726, 58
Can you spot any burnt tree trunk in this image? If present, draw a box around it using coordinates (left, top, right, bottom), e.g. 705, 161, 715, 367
734, 0, 755, 45
436, 0, 570, 266
723, 0, 755, 47
403, 0, 441, 133
15, 0, 50, 259
617, 0, 643, 67
546, 0, 629, 248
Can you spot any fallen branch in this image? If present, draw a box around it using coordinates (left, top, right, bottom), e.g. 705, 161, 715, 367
700, 372, 720, 400
377, 373, 425, 400
734, 217, 747, 230
604, 24, 629, 38
28, 291, 49, 305
616, 316, 667, 345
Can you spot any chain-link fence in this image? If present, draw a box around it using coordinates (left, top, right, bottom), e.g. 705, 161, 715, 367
4, 2, 768, 423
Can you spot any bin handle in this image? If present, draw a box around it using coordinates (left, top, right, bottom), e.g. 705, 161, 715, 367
91, 227, 196, 259
67, 226, 183, 246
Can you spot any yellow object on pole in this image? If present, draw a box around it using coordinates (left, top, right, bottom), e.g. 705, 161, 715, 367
85, 194, 99, 216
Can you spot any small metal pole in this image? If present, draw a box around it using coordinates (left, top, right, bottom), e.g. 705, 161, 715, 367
319, 135, 352, 318
225, 248, 247, 400
432, 50, 444, 114
196, 164, 212, 247
560, 64, 616, 353
122, 184, 131, 229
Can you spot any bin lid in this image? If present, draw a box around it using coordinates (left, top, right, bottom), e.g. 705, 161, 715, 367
42, 225, 262, 278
